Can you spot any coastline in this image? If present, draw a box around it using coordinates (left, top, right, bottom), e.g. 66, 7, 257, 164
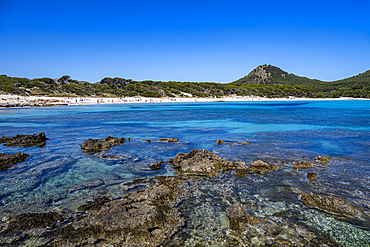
0, 94, 368, 107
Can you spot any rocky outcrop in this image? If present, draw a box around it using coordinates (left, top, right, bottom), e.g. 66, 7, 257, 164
315, 156, 330, 164
0, 176, 184, 246
234, 161, 249, 176
169, 149, 235, 176
300, 192, 355, 215
159, 137, 179, 142
80, 136, 126, 153
149, 161, 166, 170
168, 150, 279, 176
0, 132, 47, 147
216, 139, 224, 144
248, 160, 279, 174
226, 203, 259, 231
0, 152, 30, 171
293, 161, 313, 171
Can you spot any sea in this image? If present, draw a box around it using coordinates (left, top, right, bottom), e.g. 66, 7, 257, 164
1, 100, 370, 245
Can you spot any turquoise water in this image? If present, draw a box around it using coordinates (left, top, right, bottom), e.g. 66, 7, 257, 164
1, 100, 370, 245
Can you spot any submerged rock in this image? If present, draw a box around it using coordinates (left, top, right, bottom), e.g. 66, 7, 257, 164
226, 203, 259, 231
0, 132, 47, 147
77, 197, 112, 211
6, 212, 63, 231
248, 160, 279, 174
80, 136, 126, 153
307, 172, 317, 181
0, 176, 185, 246
241, 142, 250, 145
96, 154, 120, 159
169, 149, 235, 176
315, 156, 330, 164
300, 192, 355, 215
0, 152, 29, 171
293, 161, 313, 171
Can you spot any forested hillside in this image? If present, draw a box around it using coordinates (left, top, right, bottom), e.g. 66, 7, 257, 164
1, 65, 369, 98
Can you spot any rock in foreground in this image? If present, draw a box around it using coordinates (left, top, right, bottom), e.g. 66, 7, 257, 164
0, 152, 30, 171
81, 136, 126, 153
0, 132, 47, 147
300, 192, 355, 215
0, 176, 184, 246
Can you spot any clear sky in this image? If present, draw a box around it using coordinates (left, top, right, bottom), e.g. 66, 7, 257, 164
0, 0, 369, 83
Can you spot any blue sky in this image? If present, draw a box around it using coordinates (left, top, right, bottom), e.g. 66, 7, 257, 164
0, 0, 369, 83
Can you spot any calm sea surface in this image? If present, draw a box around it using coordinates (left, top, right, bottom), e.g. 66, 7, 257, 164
1, 100, 370, 245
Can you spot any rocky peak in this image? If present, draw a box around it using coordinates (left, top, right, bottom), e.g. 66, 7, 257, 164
235, 65, 291, 85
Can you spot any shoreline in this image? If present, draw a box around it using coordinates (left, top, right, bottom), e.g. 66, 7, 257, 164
0, 94, 368, 108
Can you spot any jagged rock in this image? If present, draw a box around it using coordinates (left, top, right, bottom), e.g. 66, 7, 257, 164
0, 152, 29, 171
234, 161, 249, 177
159, 137, 179, 142
315, 156, 330, 164
146, 139, 151, 143
149, 161, 166, 170
0, 176, 185, 246
216, 139, 224, 144
169, 149, 235, 176
300, 192, 355, 215
81, 136, 126, 153
293, 161, 313, 171
307, 172, 317, 180
249, 160, 279, 174
226, 203, 259, 231
0, 132, 47, 147
65, 176, 184, 246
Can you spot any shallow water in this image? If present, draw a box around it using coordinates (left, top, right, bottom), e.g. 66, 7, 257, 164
1, 100, 370, 245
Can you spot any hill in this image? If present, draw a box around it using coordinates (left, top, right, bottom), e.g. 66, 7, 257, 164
232, 65, 370, 98
233, 65, 323, 85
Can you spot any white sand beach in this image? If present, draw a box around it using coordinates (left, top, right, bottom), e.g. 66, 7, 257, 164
0, 94, 367, 107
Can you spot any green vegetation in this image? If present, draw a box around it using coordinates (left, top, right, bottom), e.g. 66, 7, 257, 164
1, 65, 369, 98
